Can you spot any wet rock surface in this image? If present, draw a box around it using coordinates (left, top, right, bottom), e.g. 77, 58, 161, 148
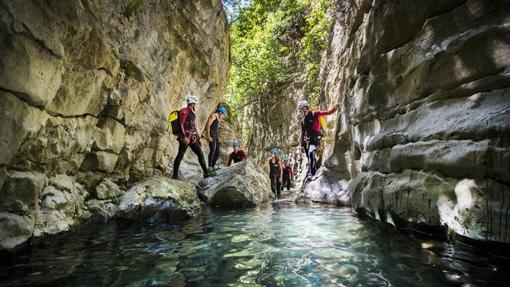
0, 0, 229, 250
118, 177, 201, 222
319, 0, 510, 243
198, 161, 273, 208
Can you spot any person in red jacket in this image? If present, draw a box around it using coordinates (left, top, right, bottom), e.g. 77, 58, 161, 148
298, 100, 338, 180
172, 95, 209, 179
227, 140, 247, 166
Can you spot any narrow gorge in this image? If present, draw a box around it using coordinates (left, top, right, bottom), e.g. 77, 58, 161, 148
0, 0, 509, 286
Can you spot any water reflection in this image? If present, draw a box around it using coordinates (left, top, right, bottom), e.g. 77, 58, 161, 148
1, 205, 508, 286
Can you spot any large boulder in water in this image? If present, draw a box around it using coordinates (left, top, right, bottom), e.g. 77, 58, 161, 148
293, 167, 351, 205
118, 177, 200, 222
198, 161, 273, 208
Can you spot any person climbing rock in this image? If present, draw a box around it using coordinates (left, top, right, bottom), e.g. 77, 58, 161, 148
268, 148, 283, 198
282, 157, 293, 191
205, 106, 228, 173
227, 140, 247, 166
172, 95, 209, 179
298, 99, 338, 181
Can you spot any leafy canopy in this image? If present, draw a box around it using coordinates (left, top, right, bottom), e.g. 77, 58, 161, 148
225, 0, 333, 110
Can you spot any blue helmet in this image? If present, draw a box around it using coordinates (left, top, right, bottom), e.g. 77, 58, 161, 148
271, 148, 280, 155
217, 106, 228, 117
232, 140, 240, 147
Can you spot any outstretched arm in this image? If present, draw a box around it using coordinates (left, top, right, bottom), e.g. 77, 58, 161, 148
315, 107, 337, 117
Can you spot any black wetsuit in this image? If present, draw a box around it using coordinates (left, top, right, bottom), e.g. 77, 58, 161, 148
269, 158, 282, 197
301, 112, 319, 177
282, 165, 292, 191
208, 117, 221, 169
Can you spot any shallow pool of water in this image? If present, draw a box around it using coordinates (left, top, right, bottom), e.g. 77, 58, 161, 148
1, 205, 509, 286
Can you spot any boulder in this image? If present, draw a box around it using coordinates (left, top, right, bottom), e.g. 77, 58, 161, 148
198, 161, 273, 208
93, 178, 124, 201
0, 171, 47, 250
118, 177, 200, 221
293, 167, 351, 205
86, 199, 118, 223
34, 175, 90, 237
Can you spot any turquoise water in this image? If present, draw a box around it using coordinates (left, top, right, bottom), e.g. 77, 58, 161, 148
1, 205, 508, 286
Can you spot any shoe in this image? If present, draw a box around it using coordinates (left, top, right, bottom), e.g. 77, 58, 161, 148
203, 172, 210, 179
171, 174, 179, 180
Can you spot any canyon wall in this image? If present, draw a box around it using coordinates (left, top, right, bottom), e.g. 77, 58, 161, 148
0, 0, 229, 250
321, 0, 510, 243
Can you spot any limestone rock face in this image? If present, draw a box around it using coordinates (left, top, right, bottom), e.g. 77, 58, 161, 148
320, 0, 510, 243
0, 0, 229, 250
118, 177, 200, 221
294, 167, 350, 205
198, 161, 273, 208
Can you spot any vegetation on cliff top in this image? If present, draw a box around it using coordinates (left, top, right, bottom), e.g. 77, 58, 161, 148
224, 0, 333, 110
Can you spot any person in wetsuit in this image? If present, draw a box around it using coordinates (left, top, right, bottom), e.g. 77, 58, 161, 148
172, 95, 209, 179
297, 100, 338, 180
268, 148, 283, 198
282, 158, 293, 191
227, 140, 247, 166
205, 106, 228, 173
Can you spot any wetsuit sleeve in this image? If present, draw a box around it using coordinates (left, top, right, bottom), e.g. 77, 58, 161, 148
315, 107, 337, 117
240, 150, 247, 161
289, 166, 293, 179
179, 108, 189, 138
228, 153, 233, 166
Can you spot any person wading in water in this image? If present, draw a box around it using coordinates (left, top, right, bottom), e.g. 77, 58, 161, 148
227, 140, 247, 166
268, 148, 283, 198
297, 100, 338, 181
205, 106, 228, 174
282, 157, 293, 191
172, 95, 209, 179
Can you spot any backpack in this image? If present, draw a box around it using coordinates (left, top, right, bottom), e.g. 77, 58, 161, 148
167, 110, 180, 135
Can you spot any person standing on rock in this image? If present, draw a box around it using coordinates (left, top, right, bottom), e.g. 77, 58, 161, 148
227, 140, 247, 166
297, 100, 338, 181
268, 148, 283, 198
282, 157, 293, 191
172, 95, 209, 179
205, 105, 228, 173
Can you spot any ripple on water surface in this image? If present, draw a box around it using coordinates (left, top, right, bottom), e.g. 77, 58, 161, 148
1, 205, 509, 286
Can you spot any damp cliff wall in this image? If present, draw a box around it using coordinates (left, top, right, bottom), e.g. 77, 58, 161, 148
0, 0, 229, 250
319, 0, 510, 243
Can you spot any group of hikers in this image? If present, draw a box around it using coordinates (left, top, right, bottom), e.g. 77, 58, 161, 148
171, 95, 246, 179
170, 95, 338, 198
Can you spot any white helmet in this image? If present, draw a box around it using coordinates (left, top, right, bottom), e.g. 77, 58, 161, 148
297, 100, 309, 109
186, 95, 199, 104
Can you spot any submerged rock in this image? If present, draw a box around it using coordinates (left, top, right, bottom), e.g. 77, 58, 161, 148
118, 177, 200, 221
198, 161, 273, 208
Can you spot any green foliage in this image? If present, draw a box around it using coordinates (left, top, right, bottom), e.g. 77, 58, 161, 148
125, 0, 144, 16
121, 59, 144, 81
226, 0, 333, 110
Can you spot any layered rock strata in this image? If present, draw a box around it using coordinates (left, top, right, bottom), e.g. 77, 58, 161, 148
320, 0, 510, 243
0, 0, 229, 250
